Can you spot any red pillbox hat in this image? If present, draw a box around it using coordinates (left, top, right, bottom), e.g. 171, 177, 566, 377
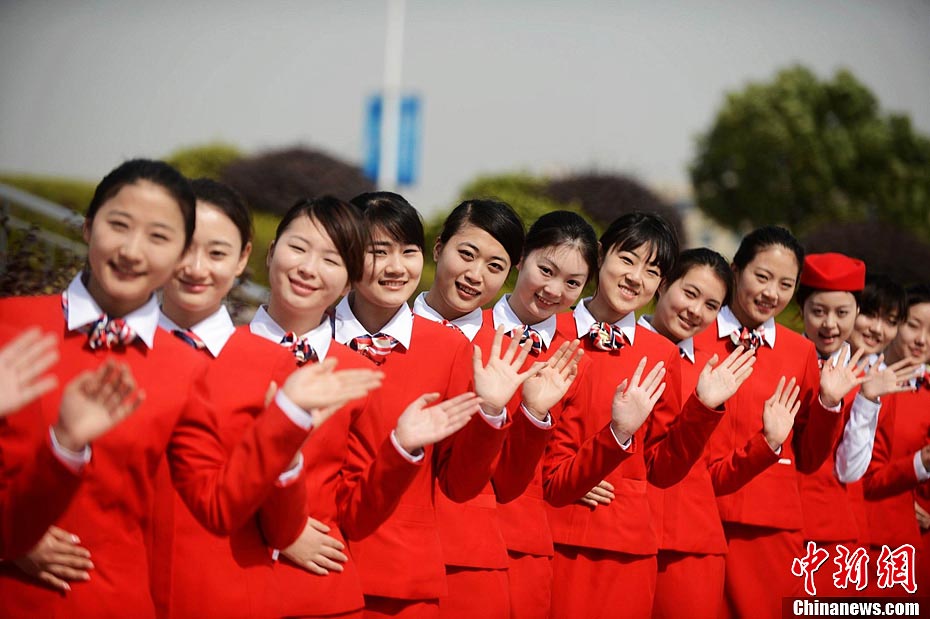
800, 252, 866, 292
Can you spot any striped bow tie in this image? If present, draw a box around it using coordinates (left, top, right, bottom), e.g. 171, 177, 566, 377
730, 327, 765, 352
588, 322, 626, 352
280, 332, 317, 365
440, 319, 465, 336
63, 291, 138, 350
510, 325, 544, 355
173, 328, 208, 353
351, 333, 401, 365
915, 371, 930, 391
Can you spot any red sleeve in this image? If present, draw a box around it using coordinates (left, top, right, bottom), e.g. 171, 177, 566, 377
492, 405, 552, 503
863, 396, 919, 500
168, 369, 311, 536
792, 348, 844, 474
707, 431, 780, 496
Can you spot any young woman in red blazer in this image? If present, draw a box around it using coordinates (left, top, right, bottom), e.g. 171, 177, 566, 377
692, 226, 867, 619
0, 160, 381, 619
543, 214, 753, 619
415, 205, 589, 619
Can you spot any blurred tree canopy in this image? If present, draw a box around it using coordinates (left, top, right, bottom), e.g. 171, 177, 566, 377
165, 142, 242, 180
691, 65, 930, 237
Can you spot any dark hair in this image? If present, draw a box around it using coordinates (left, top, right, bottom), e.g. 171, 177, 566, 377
732, 225, 805, 282
274, 195, 366, 282
859, 274, 907, 320
350, 191, 424, 251
663, 247, 734, 307
87, 159, 195, 250
437, 199, 524, 267
523, 211, 598, 280
190, 178, 252, 251
599, 212, 679, 278
904, 284, 930, 310
796, 285, 861, 310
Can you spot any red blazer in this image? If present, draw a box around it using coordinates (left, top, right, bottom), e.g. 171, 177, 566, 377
694, 322, 843, 530
647, 348, 728, 555
337, 316, 508, 600
544, 314, 722, 555
863, 389, 929, 547
0, 296, 311, 619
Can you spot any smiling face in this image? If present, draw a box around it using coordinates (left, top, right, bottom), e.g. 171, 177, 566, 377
353, 225, 423, 313
266, 214, 350, 332
509, 244, 588, 325
801, 290, 858, 357
887, 302, 930, 365
652, 264, 727, 343
848, 309, 900, 356
162, 201, 251, 326
588, 242, 662, 324
730, 245, 799, 328
83, 180, 187, 317
425, 224, 511, 319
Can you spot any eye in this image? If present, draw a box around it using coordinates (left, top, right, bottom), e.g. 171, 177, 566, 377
151, 233, 170, 243
756, 273, 769, 282
488, 262, 505, 274
837, 310, 848, 318
209, 250, 228, 260
621, 256, 633, 265
706, 302, 720, 312
403, 247, 421, 256
458, 249, 475, 261
370, 247, 387, 256
566, 279, 581, 289
324, 257, 341, 266
289, 244, 306, 254
109, 220, 129, 231
684, 289, 697, 299
646, 268, 661, 278
539, 265, 552, 276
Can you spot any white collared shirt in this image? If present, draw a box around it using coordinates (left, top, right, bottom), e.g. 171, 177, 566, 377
65, 274, 160, 350
572, 297, 637, 346
492, 295, 557, 350
412, 292, 483, 342
637, 314, 695, 364
158, 305, 236, 358
249, 305, 333, 362
715, 305, 776, 348
333, 296, 413, 350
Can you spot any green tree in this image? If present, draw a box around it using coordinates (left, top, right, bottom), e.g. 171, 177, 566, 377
166, 142, 242, 180
691, 65, 930, 236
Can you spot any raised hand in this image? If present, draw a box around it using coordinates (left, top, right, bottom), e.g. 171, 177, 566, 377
609, 358, 667, 445
695, 347, 756, 409
522, 340, 584, 421
819, 344, 868, 408
473, 326, 543, 413
762, 377, 801, 451
578, 479, 614, 509
282, 358, 384, 426
52, 360, 145, 452
0, 328, 60, 417
860, 356, 921, 402
394, 392, 482, 454
13, 526, 93, 591
281, 517, 348, 576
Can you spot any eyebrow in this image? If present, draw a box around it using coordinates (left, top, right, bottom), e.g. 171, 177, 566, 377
208, 239, 235, 249
459, 241, 507, 264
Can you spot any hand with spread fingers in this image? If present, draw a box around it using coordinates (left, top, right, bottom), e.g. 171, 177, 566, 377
52, 360, 146, 452
695, 347, 756, 410
394, 392, 483, 455
609, 358, 667, 445
282, 358, 384, 427
281, 517, 348, 576
522, 340, 584, 421
860, 355, 922, 402
0, 328, 60, 417
578, 479, 615, 509
13, 526, 93, 591
762, 376, 802, 452
818, 344, 868, 408
473, 326, 543, 415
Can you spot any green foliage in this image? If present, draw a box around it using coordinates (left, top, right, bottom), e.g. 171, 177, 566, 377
166, 142, 242, 180
691, 65, 930, 237
246, 210, 280, 287
0, 174, 95, 213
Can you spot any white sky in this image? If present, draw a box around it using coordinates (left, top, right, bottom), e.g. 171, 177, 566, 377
1, 0, 928, 216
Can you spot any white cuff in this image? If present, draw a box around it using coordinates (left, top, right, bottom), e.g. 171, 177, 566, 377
48, 426, 91, 473
914, 451, 930, 482
275, 389, 315, 431
520, 403, 552, 429
390, 430, 425, 463
609, 426, 633, 450
818, 394, 843, 413
479, 405, 507, 428
277, 452, 304, 486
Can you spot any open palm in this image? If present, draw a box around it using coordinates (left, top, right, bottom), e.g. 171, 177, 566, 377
394, 392, 482, 454
695, 347, 755, 409
610, 358, 667, 443
473, 326, 542, 413
0, 328, 59, 417
522, 340, 583, 420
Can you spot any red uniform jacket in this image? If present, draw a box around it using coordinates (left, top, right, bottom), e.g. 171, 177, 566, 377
337, 316, 509, 600
647, 348, 728, 555
694, 322, 843, 530
0, 295, 311, 619
544, 314, 722, 556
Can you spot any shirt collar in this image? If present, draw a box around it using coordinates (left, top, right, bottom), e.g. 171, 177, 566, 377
158, 305, 235, 358
64, 273, 160, 349
572, 297, 637, 346
637, 314, 694, 363
491, 295, 556, 349
716, 305, 776, 348
412, 292, 484, 342
248, 305, 333, 361
333, 296, 414, 350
